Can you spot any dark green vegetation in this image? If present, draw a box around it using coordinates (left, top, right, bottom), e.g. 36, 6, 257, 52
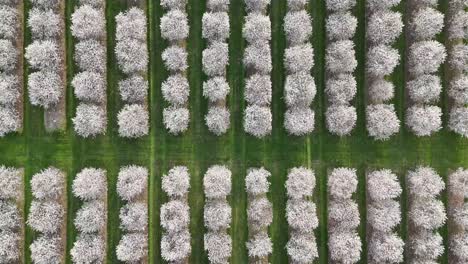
0, 0, 467, 263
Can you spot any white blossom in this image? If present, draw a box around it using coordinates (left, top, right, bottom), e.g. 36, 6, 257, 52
202, 42, 228, 76
245, 167, 270, 196
366, 104, 400, 140
204, 200, 231, 231
326, 11, 357, 41
117, 104, 149, 138
0, 166, 22, 199
72, 71, 105, 103
328, 231, 361, 264
366, 45, 400, 77
284, 10, 312, 45
0, 107, 19, 137
406, 105, 442, 136
162, 166, 190, 197
410, 7, 444, 41
30, 235, 61, 264
74, 40, 106, 72
74, 201, 105, 233
286, 199, 318, 232
407, 74, 441, 104
408, 167, 444, 198
117, 165, 148, 201
28, 71, 62, 109
70, 234, 105, 264
203, 77, 229, 102
162, 45, 188, 72
202, 12, 229, 42
325, 74, 356, 104
25, 40, 60, 71
0, 40, 17, 72
72, 167, 106, 200
326, 40, 357, 74
72, 104, 107, 138
205, 106, 230, 136
408, 40, 446, 76
119, 202, 147, 232
118, 74, 148, 103
243, 42, 272, 74
326, 105, 357, 136
31, 167, 64, 200
27, 200, 64, 234
328, 167, 357, 200
115, 7, 147, 42
163, 106, 190, 135
449, 107, 468, 137
286, 167, 315, 199
284, 43, 314, 74
0, 74, 19, 106
203, 165, 231, 199
71, 5, 105, 40
116, 233, 147, 262
244, 105, 272, 138
449, 76, 468, 105
160, 10, 189, 42
284, 72, 316, 107
28, 8, 61, 39
245, 74, 271, 106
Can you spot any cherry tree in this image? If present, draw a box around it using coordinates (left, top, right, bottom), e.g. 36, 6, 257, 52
117, 165, 148, 201
408, 167, 444, 198
204, 200, 231, 231
406, 105, 442, 136
71, 5, 105, 40
284, 72, 316, 107
161, 230, 191, 262
367, 11, 403, 45
205, 106, 230, 135
28, 8, 61, 39
25, 40, 60, 71
328, 231, 361, 264
367, 169, 401, 201
72, 71, 105, 103
162, 45, 188, 72
284, 10, 312, 45
30, 235, 62, 264
0, 201, 21, 230
326, 40, 357, 74
0, 107, 19, 137
410, 7, 444, 41
328, 167, 357, 200
204, 232, 232, 264
28, 71, 61, 109
367, 200, 401, 232
118, 75, 148, 103
203, 77, 229, 102
162, 166, 190, 197
409, 231, 444, 260
286, 232, 318, 264
449, 107, 468, 137
248, 197, 272, 230
116, 233, 147, 262
117, 104, 149, 138
27, 200, 64, 234
244, 0, 270, 12
368, 233, 404, 264
325, 74, 356, 104
160, 0, 186, 10
70, 234, 105, 264
0, 230, 20, 263
245, 74, 271, 106
243, 43, 272, 74
202, 12, 229, 42
449, 76, 468, 105
115, 7, 146, 42
326, 0, 356, 11
244, 105, 272, 138
72, 167, 106, 200
447, 10, 468, 40
31, 167, 64, 200
326, 11, 357, 41
163, 106, 190, 135
115, 39, 148, 74
409, 199, 446, 230
119, 202, 147, 232
284, 107, 315, 136
202, 42, 228, 77
367, 45, 400, 77
285, 167, 315, 199
284, 43, 314, 73
366, 104, 400, 140
74, 201, 105, 233
0, 6, 18, 39
72, 103, 107, 138
0, 75, 19, 106
0, 166, 21, 199
246, 232, 272, 259
368, 79, 395, 103
407, 74, 441, 103
286, 199, 317, 231
74, 40, 106, 72
366, 0, 400, 11
203, 165, 231, 199
245, 167, 270, 196
0, 40, 17, 72
408, 40, 446, 76
160, 10, 189, 42
326, 105, 357, 136
328, 200, 360, 231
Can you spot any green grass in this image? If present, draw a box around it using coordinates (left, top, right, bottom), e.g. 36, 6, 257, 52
1, 0, 468, 263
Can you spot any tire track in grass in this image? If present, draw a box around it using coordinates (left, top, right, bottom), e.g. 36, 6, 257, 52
309, 0, 327, 262
147, 0, 164, 261
228, 0, 248, 262
354, 0, 368, 262
187, 0, 208, 262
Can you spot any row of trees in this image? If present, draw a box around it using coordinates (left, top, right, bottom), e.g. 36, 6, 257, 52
116, 7, 149, 139
71, 3, 107, 137
406, 1, 445, 136
202, 0, 231, 135
285, 167, 318, 263
367, 169, 404, 263
161, 166, 191, 262
328, 168, 362, 264
283, 0, 315, 136
365, 0, 402, 140
408, 167, 446, 262
447, 1, 468, 137
243, 0, 272, 138
0, 1, 21, 137
0, 166, 23, 263
448, 168, 468, 263
325, 0, 358, 136
25, 0, 64, 114
204, 165, 232, 263
27, 167, 66, 264
116, 166, 148, 263
161, 1, 190, 135
70, 168, 107, 263
246, 168, 272, 260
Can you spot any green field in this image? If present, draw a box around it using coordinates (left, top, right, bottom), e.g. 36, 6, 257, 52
1, 0, 467, 263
